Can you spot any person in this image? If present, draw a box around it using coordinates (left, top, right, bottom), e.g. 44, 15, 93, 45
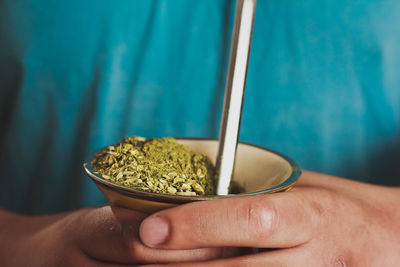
1, 0, 399, 266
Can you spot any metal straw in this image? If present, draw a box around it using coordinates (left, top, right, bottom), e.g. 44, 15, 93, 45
216, 0, 257, 195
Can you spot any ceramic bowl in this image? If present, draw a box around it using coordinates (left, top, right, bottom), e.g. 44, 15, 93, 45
84, 138, 301, 213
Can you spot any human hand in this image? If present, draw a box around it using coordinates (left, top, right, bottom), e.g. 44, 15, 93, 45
139, 171, 400, 266
0, 206, 221, 266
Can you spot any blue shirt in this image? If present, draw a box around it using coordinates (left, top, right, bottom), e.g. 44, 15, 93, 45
1, 0, 400, 214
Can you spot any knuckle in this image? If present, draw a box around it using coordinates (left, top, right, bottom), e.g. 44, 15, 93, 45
299, 188, 339, 239
307, 188, 337, 221
242, 198, 277, 241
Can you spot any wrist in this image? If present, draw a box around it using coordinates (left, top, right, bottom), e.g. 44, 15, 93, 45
0, 210, 27, 265
0, 209, 24, 236
0, 209, 71, 266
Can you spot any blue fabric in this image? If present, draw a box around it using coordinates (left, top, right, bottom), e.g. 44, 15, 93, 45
1, 0, 399, 214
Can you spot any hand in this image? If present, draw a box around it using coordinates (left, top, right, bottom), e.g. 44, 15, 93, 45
139, 171, 400, 266
0, 206, 221, 266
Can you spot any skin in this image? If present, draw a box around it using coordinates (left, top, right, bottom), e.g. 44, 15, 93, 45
139, 171, 400, 267
0, 206, 221, 266
1, 171, 399, 266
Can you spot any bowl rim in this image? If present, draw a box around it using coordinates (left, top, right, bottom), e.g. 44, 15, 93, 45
84, 137, 302, 204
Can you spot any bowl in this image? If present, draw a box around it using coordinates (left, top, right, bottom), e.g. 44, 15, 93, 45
84, 138, 301, 213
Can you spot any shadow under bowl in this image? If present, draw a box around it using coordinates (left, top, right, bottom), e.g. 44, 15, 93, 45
84, 138, 301, 213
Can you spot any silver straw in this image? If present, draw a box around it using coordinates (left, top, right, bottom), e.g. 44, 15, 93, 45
216, 0, 257, 195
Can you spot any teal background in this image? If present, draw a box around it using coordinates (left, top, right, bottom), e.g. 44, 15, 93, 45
1, 0, 399, 214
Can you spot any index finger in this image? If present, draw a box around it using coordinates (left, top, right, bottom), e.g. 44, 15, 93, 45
139, 189, 323, 250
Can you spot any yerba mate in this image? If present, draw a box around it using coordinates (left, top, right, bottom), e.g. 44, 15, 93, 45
91, 137, 216, 196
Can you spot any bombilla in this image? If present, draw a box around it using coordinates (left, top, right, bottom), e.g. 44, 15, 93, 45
216, 0, 257, 195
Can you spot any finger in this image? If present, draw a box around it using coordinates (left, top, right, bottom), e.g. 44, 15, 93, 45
296, 170, 374, 196
73, 206, 222, 264
139, 190, 321, 250
144, 248, 318, 267
293, 170, 319, 187
294, 170, 339, 187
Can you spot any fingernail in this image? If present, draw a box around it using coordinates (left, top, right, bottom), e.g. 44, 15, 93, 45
140, 216, 169, 247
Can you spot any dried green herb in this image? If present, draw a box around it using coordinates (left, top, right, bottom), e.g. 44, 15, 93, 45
91, 137, 216, 195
